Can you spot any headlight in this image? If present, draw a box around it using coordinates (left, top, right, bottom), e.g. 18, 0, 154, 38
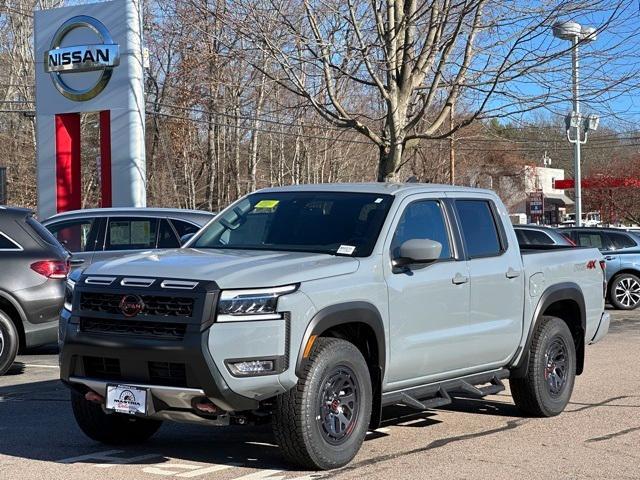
217, 284, 297, 322
63, 278, 75, 312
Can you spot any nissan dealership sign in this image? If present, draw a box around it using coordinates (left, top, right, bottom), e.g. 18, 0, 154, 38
34, 0, 146, 219
44, 15, 120, 101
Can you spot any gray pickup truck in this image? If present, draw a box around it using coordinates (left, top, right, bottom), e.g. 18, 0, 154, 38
60, 183, 609, 470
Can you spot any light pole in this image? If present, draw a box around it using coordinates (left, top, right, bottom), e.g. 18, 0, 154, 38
552, 21, 598, 227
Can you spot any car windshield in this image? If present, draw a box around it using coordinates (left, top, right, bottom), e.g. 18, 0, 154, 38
191, 191, 394, 257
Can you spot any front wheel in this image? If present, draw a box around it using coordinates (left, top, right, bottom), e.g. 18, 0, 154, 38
272, 338, 372, 470
71, 391, 162, 444
609, 273, 640, 310
510, 316, 576, 417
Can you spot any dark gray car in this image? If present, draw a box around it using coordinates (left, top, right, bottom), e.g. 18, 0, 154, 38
42, 208, 214, 269
514, 225, 575, 247
0, 207, 68, 375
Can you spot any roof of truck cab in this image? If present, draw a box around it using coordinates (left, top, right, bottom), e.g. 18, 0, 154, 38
257, 182, 493, 197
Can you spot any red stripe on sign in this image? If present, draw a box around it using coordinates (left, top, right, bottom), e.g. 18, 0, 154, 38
55, 113, 81, 213
99, 110, 112, 208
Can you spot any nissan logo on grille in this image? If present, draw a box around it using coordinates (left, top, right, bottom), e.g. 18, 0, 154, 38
119, 295, 144, 317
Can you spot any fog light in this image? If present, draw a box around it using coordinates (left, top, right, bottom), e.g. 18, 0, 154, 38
228, 359, 275, 376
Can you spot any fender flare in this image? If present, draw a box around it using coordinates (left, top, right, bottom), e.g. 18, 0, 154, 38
295, 301, 386, 378
511, 282, 586, 378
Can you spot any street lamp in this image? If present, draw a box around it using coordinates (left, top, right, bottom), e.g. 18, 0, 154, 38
553, 21, 598, 227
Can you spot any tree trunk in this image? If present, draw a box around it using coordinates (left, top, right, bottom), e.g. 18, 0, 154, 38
377, 142, 404, 182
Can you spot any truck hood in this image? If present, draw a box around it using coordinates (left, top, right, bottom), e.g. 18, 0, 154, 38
84, 248, 359, 288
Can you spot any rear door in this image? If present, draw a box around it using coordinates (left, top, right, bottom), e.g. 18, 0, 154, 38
449, 195, 524, 369
383, 194, 471, 386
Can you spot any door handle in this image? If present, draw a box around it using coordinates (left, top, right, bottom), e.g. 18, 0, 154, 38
452, 273, 469, 285
605, 256, 615, 261
70, 258, 85, 266
506, 268, 521, 279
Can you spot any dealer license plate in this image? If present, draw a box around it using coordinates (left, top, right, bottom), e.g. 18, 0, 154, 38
106, 384, 147, 415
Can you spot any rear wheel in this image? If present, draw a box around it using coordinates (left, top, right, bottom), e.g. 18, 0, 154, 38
272, 337, 372, 470
71, 391, 162, 444
0, 311, 19, 376
609, 273, 640, 310
510, 316, 576, 417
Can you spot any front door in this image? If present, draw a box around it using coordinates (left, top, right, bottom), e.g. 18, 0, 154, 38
384, 195, 470, 388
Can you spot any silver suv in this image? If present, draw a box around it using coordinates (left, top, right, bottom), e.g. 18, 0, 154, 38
60, 184, 608, 470
42, 208, 214, 269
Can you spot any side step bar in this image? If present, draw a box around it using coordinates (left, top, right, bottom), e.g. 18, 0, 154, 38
382, 369, 509, 411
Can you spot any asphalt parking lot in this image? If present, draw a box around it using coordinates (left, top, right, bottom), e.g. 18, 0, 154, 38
0, 309, 638, 480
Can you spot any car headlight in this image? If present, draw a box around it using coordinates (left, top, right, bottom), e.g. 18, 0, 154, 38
63, 278, 75, 312
217, 284, 297, 322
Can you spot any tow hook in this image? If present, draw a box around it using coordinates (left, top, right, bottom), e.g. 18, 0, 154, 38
85, 390, 104, 403
193, 398, 221, 414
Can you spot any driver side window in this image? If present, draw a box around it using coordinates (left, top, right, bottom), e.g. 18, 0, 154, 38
391, 200, 452, 259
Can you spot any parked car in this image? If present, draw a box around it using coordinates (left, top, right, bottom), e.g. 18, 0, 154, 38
42, 208, 214, 269
60, 183, 609, 470
562, 227, 640, 310
514, 225, 575, 247
0, 207, 69, 375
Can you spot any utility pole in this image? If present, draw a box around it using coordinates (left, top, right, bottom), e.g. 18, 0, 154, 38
449, 98, 455, 185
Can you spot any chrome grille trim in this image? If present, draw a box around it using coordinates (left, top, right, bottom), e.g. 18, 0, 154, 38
85, 276, 116, 286
160, 280, 198, 290
120, 277, 155, 287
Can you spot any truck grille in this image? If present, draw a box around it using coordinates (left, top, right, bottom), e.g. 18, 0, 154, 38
80, 317, 187, 339
148, 361, 188, 387
80, 292, 195, 318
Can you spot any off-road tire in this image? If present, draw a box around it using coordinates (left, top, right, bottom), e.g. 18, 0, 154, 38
272, 337, 372, 470
609, 273, 640, 310
71, 391, 162, 444
0, 311, 19, 376
510, 316, 576, 417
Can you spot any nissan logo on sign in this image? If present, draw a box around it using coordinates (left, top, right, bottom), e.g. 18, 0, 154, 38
44, 15, 120, 101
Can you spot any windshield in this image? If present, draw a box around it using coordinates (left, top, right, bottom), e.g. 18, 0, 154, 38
191, 191, 394, 257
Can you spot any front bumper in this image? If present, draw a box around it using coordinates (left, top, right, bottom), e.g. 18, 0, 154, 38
59, 308, 260, 413
590, 311, 610, 344
59, 275, 279, 416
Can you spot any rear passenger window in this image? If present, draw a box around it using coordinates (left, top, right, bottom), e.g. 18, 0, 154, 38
455, 200, 503, 258
106, 218, 158, 251
0, 231, 21, 250
607, 232, 637, 250
391, 201, 452, 259
47, 219, 95, 252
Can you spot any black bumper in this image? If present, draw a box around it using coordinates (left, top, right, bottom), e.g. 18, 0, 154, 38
59, 276, 259, 412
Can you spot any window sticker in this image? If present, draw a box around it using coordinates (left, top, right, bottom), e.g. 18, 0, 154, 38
337, 245, 356, 255
255, 200, 280, 209
131, 221, 151, 244
374, 197, 383, 204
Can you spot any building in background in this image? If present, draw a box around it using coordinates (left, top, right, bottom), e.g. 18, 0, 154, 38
508, 165, 574, 225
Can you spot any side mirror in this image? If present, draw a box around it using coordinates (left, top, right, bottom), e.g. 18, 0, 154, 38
393, 239, 442, 267
180, 233, 196, 246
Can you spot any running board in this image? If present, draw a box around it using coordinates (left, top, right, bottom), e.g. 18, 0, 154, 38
382, 369, 509, 411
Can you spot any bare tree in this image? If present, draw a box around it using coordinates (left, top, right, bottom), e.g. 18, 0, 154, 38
218, 0, 637, 181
